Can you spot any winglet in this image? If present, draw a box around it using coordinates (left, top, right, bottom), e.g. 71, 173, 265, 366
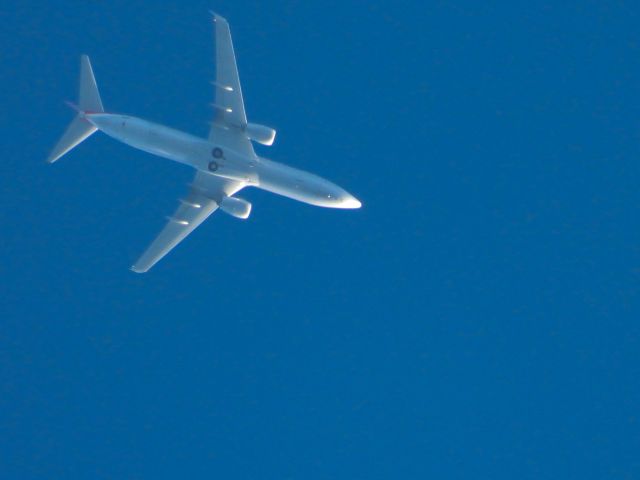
209, 11, 224, 22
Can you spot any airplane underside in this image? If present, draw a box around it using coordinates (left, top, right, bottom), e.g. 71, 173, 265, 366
48, 13, 361, 272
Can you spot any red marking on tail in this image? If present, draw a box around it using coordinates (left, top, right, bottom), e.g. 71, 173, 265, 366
65, 100, 81, 112
65, 101, 101, 116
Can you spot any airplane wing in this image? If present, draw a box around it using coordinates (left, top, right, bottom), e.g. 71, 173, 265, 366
209, 13, 256, 158
131, 171, 244, 273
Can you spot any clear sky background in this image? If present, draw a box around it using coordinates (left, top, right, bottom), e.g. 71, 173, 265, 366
2, 1, 639, 478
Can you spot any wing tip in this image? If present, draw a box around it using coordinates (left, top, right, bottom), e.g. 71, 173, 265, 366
130, 265, 147, 274
209, 11, 228, 24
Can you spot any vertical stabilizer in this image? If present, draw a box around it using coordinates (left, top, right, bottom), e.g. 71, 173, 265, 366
47, 55, 103, 163
78, 55, 103, 113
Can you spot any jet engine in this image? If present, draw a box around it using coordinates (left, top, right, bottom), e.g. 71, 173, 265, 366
219, 196, 252, 219
245, 123, 276, 146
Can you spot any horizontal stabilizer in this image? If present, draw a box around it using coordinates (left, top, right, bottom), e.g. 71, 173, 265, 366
47, 116, 97, 163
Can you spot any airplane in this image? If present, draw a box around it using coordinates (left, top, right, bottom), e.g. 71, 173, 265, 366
48, 13, 361, 273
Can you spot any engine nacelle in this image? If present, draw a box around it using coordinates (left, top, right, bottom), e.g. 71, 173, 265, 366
219, 196, 252, 219
245, 123, 276, 146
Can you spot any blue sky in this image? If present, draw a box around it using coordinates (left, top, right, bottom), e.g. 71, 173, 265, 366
2, 1, 639, 478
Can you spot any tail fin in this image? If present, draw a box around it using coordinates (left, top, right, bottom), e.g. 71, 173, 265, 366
78, 55, 103, 114
48, 55, 104, 163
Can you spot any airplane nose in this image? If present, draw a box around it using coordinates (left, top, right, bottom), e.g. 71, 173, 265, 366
339, 194, 362, 209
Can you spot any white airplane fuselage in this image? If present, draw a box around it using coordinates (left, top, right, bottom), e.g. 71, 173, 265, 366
86, 113, 361, 209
